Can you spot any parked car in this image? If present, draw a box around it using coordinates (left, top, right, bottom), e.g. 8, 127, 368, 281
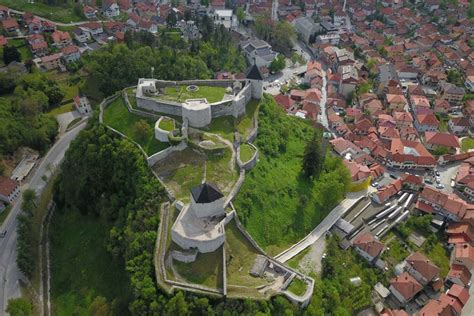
435, 171, 440, 177
425, 179, 433, 184
436, 183, 445, 189
389, 173, 397, 179
371, 182, 379, 187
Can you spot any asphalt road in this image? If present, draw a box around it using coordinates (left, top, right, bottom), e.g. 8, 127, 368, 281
0, 121, 87, 314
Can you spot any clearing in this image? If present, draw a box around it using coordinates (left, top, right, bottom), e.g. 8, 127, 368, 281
103, 97, 168, 155
240, 143, 255, 162
0, 0, 83, 23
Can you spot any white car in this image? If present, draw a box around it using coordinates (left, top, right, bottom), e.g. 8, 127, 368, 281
436, 184, 445, 189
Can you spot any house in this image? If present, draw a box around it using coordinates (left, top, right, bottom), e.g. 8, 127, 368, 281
274, 94, 295, 112
409, 95, 430, 111
424, 132, 460, 153
0, 5, 9, 20
447, 222, 474, 245
240, 39, 277, 68
213, 9, 233, 29
371, 178, 402, 204
452, 243, 474, 270
51, 30, 72, 48
376, 63, 399, 95
344, 160, 371, 183
388, 138, 436, 170
446, 284, 470, 314
446, 264, 472, 287
389, 272, 423, 305
30, 41, 48, 57
415, 113, 439, 133
39, 53, 62, 71
385, 94, 407, 112
448, 117, 470, 135
434, 99, 451, 114
441, 83, 465, 106
316, 33, 340, 45
102, 1, 120, 18
417, 186, 470, 221
26, 16, 43, 33
405, 252, 440, 286
74, 94, 92, 115
293, 16, 320, 44
0, 176, 20, 203
394, 111, 413, 128
61, 45, 81, 63
338, 65, 359, 98
80, 22, 104, 37
83, 5, 98, 20
466, 75, 474, 93
1, 18, 19, 33
419, 293, 461, 316
352, 232, 384, 264
73, 27, 91, 43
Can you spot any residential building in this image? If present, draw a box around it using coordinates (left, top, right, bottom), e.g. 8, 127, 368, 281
448, 117, 470, 135
447, 222, 474, 245
30, 40, 49, 57
73, 94, 92, 115
51, 30, 72, 48
1, 18, 19, 33
83, 5, 98, 19
466, 75, 474, 93
213, 10, 233, 29
415, 113, 439, 133
424, 132, 460, 153
405, 252, 440, 286
80, 22, 104, 37
446, 264, 472, 287
338, 65, 358, 98
240, 39, 277, 68
73, 27, 91, 43
441, 83, 465, 106
0, 5, 9, 20
417, 186, 470, 221
102, 1, 120, 18
388, 138, 436, 170
61, 45, 81, 63
39, 53, 62, 71
352, 232, 384, 264
453, 244, 474, 270
316, 33, 340, 45
385, 94, 407, 112
389, 272, 423, 305
0, 176, 20, 203
375, 63, 399, 95
434, 99, 451, 114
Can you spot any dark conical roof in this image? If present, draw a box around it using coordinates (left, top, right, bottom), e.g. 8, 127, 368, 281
246, 63, 263, 80
191, 183, 224, 204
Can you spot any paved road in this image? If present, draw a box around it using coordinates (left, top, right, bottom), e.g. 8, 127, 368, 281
275, 192, 368, 263
0, 121, 87, 314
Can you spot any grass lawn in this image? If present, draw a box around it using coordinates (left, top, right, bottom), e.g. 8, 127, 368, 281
382, 237, 410, 267
57, 81, 79, 102
286, 247, 310, 270
206, 116, 235, 142
422, 241, 450, 278
225, 221, 269, 287
8, 38, 32, 62
50, 210, 131, 315
240, 143, 255, 162
287, 278, 307, 296
160, 85, 227, 103
173, 247, 223, 289
47, 103, 74, 117
205, 147, 239, 195
158, 117, 175, 131
153, 148, 205, 202
236, 99, 259, 139
462, 137, 474, 153
0, 0, 83, 23
103, 97, 168, 155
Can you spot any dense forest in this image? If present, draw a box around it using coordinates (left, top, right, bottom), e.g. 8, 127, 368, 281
0, 70, 60, 156
84, 19, 247, 95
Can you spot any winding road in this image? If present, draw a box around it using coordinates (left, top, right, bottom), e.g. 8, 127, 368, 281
0, 120, 87, 314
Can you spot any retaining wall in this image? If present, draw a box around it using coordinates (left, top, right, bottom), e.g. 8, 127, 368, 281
147, 141, 187, 166
237, 143, 259, 171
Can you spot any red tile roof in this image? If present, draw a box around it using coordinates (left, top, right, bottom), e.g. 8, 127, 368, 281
390, 272, 423, 301
352, 232, 384, 258
0, 176, 18, 197
425, 132, 460, 149
406, 252, 440, 282
447, 264, 472, 286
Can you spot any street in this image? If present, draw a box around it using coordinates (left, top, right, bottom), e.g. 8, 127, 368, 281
0, 121, 87, 314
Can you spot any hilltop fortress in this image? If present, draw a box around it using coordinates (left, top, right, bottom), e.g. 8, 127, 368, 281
135, 64, 264, 128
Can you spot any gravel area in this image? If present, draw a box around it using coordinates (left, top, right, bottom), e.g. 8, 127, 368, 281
297, 237, 326, 275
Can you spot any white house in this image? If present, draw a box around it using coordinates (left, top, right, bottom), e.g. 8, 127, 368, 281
352, 232, 384, 264
74, 94, 92, 115
102, 1, 120, 18
73, 27, 91, 43
465, 75, 474, 93
61, 45, 81, 64
80, 22, 103, 37
0, 176, 20, 204
213, 10, 233, 29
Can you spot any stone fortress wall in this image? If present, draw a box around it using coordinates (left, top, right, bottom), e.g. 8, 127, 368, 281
136, 78, 253, 127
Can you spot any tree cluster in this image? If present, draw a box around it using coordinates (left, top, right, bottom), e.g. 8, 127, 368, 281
17, 189, 37, 277
253, 15, 296, 55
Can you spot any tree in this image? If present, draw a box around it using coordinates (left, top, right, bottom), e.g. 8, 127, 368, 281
133, 120, 151, 143
236, 7, 246, 24
21, 189, 37, 215
0, 162, 5, 176
166, 11, 177, 27
6, 298, 33, 316
3, 46, 21, 65
89, 296, 111, 316
269, 55, 286, 73
447, 69, 463, 86
302, 133, 324, 179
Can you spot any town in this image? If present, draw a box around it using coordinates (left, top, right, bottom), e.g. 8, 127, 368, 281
0, 0, 473, 315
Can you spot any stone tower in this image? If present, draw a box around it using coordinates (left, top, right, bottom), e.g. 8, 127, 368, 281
246, 63, 264, 99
